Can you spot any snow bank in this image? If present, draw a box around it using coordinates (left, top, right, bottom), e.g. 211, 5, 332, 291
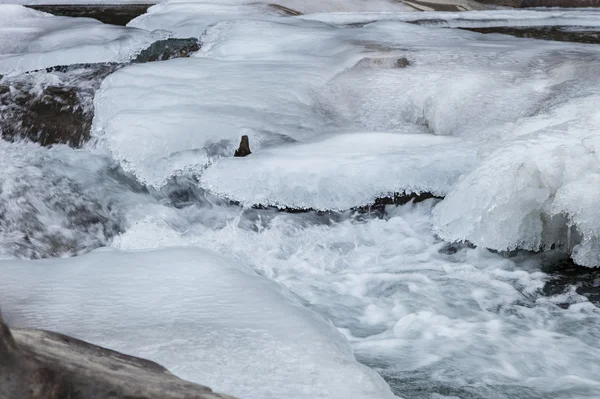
201, 132, 475, 210
0, 5, 161, 75
0, 247, 397, 399
434, 91, 600, 266
300, 9, 600, 28
91, 18, 366, 188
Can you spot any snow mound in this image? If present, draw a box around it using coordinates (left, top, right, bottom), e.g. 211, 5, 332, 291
91, 53, 338, 188
434, 94, 600, 267
0, 247, 397, 399
300, 9, 600, 28
201, 132, 476, 211
0, 5, 161, 75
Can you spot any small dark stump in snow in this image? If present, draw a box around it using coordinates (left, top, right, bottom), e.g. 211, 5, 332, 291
234, 135, 252, 157
0, 312, 234, 399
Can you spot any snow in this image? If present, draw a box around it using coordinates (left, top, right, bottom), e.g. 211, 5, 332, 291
92, 10, 600, 266
0, 5, 162, 75
0, 247, 397, 399
300, 9, 600, 28
201, 131, 476, 210
434, 94, 600, 266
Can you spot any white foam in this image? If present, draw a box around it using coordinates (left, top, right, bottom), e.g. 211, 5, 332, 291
0, 247, 396, 399
0, 5, 163, 75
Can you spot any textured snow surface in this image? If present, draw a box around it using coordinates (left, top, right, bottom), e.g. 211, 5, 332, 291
92, 8, 600, 265
0, 247, 396, 399
0, 5, 161, 75
128, 0, 415, 38
201, 132, 476, 210
300, 9, 600, 27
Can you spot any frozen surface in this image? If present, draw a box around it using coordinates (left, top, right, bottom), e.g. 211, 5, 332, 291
0, 5, 161, 75
300, 9, 600, 28
0, 247, 396, 399
434, 93, 600, 267
128, 0, 415, 39
201, 131, 476, 210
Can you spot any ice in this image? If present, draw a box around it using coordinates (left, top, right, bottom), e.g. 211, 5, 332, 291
0, 247, 396, 399
434, 89, 600, 266
300, 9, 600, 28
0, 5, 162, 75
201, 131, 476, 210
91, 17, 368, 188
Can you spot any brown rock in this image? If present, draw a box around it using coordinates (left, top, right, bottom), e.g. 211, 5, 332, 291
234, 135, 252, 157
0, 312, 234, 399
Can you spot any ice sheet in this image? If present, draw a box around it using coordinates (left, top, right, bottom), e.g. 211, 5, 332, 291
0, 247, 397, 399
0, 5, 161, 75
300, 9, 600, 28
201, 131, 476, 210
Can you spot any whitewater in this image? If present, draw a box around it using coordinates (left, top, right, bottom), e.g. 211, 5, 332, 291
1, 1, 600, 398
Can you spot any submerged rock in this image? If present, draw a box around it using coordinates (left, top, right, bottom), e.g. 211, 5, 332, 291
0, 312, 233, 399
0, 63, 121, 147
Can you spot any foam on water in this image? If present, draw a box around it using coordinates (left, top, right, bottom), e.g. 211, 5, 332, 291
110, 200, 600, 399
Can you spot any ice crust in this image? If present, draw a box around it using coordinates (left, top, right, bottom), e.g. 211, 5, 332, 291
300, 9, 600, 28
0, 247, 396, 399
0, 5, 161, 75
201, 132, 476, 210
92, 7, 600, 265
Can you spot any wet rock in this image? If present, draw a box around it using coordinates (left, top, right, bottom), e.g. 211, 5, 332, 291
269, 4, 303, 15
478, 0, 600, 6
0, 63, 121, 147
133, 38, 201, 63
26, 4, 153, 26
541, 256, 600, 308
234, 135, 252, 157
462, 26, 600, 45
0, 312, 233, 399
0, 38, 200, 148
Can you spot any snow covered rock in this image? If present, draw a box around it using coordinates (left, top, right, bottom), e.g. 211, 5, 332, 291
0, 312, 232, 399
0, 248, 397, 399
0, 5, 162, 75
201, 131, 476, 211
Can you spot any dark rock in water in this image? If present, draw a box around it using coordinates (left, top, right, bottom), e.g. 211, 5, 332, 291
541, 256, 600, 308
462, 26, 600, 45
0, 38, 200, 148
479, 0, 600, 7
0, 312, 233, 399
234, 135, 252, 157
269, 4, 303, 15
133, 38, 201, 63
0, 63, 121, 147
26, 4, 153, 26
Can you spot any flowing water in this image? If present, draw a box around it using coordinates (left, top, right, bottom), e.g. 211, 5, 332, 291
1, 3, 600, 399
